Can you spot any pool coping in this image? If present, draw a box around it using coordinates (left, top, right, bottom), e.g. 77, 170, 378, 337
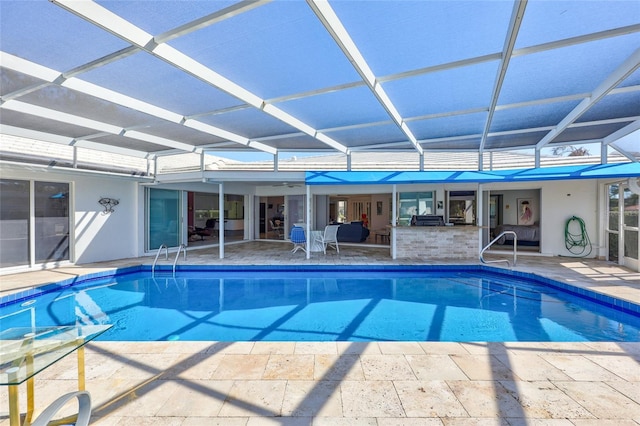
2, 264, 639, 318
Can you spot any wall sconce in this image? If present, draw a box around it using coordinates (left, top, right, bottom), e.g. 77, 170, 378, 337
98, 197, 119, 214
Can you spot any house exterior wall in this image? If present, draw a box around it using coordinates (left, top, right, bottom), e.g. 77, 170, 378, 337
0, 164, 609, 273
540, 179, 598, 258
0, 167, 141, 267
74, 175, 139, 263
486, 180, 598, 258
312, 180, 601, 258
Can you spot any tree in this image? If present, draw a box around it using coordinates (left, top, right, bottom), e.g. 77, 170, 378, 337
551, 145, 590, 156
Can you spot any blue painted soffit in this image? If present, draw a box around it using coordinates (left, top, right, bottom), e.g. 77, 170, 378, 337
305, 162, 640, 185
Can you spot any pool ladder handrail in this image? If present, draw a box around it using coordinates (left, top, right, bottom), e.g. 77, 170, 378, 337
480, 231, 517, 268
172, 244, 187, 277
152, 244, 168, 276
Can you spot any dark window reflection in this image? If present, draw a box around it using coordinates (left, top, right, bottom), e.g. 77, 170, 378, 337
34, 181, 69, 263
0, 179, 30, 267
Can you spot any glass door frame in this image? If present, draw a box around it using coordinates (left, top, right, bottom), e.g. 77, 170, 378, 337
145, 187, 182, 252
0, 178, 71, 271
607, 182, 639, 271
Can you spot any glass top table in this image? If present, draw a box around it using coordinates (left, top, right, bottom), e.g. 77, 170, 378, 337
0, 324, 112, 386
0, 324, 112, 426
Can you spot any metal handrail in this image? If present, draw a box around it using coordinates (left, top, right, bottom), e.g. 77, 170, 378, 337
152, 244, 168, 276
172, 244, 187, 277
480, 231, 517, 268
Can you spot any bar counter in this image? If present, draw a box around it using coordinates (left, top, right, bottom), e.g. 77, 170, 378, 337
392, 225, 479, 260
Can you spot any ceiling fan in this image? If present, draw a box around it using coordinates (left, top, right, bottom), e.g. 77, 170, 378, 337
271, 181, 302, 188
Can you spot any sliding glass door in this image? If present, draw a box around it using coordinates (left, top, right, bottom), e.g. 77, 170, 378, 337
0, 179, 69, 269
0, 179, 30, 267
34, 181, 70, 263
607, 183, 639, 271
147, 188, 181, 250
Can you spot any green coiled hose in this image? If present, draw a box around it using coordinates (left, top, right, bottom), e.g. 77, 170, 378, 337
564, 216, 592, 257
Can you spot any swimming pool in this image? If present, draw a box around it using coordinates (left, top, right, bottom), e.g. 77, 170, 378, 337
2, 265, 639, 342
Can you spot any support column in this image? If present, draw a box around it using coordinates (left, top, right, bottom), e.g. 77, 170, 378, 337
219, 182, 224, 259
392, 184, 397, 260
154, 157, 159, 181
306, 185, 311, 259
477, 183, 484, 257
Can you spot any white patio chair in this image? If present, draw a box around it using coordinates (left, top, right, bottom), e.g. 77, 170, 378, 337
316, 224, 340, 254
269, 219, 284, 239
32, 391, 92, 426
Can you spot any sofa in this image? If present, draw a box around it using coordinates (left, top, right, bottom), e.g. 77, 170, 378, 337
337, 221, 370, 242
494, 224, 539, 246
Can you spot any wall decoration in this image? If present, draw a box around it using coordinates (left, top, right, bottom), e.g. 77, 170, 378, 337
98, 197, 119, 214
517, 198, 534, 225
376, 201, 383, 215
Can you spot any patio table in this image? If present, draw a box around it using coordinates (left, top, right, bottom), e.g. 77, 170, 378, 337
0, 324, 112, 426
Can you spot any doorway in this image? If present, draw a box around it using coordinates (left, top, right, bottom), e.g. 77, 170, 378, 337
607, 182, 639, 271
259, 196, 285, 239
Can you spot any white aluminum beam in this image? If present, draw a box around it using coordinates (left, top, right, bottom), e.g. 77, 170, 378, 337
479, 0, 528, 158
307, 0, 423, 155
536, 47, 640, 150
52, 0, 349, 154
154, 1, 271, 44
0, 124, 151, 158
603, 119, 640, 145
609, 143, 640, 163
1, 51, 279, 156
1, 100, 203, 153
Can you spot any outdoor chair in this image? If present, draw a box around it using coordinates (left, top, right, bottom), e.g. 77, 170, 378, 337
316, 224, 340, 254
270, 219, 284, 239
204, 218, 217, 237
290, 226, 306, 254
32, 391, 92, 426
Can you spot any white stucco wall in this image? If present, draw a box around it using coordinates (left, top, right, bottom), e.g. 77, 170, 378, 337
73, 175, 140, 263
487, 180, 599, 257
501, 188, 540, 226
539, 179, 598, 258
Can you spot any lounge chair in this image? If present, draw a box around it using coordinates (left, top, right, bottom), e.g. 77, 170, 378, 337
205, 218, 217, 237
316, 224, 340, 254
290, 226, 306, 254
189, 220, 213, 240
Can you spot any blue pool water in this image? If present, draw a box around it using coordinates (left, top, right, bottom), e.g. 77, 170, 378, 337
2, 266, 639, 342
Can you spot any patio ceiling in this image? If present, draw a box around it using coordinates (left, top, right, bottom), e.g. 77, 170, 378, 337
1, 0, 639, 166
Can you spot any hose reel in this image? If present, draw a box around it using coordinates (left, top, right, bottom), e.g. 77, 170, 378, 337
564, 216, 592, 257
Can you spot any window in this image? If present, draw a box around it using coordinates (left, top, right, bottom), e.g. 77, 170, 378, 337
337, 200, 346, 223
398, 192, 434, 226
448, 191, 476, 225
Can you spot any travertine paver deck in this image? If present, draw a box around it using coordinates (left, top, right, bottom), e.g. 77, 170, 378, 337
1, 241, 639, 425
